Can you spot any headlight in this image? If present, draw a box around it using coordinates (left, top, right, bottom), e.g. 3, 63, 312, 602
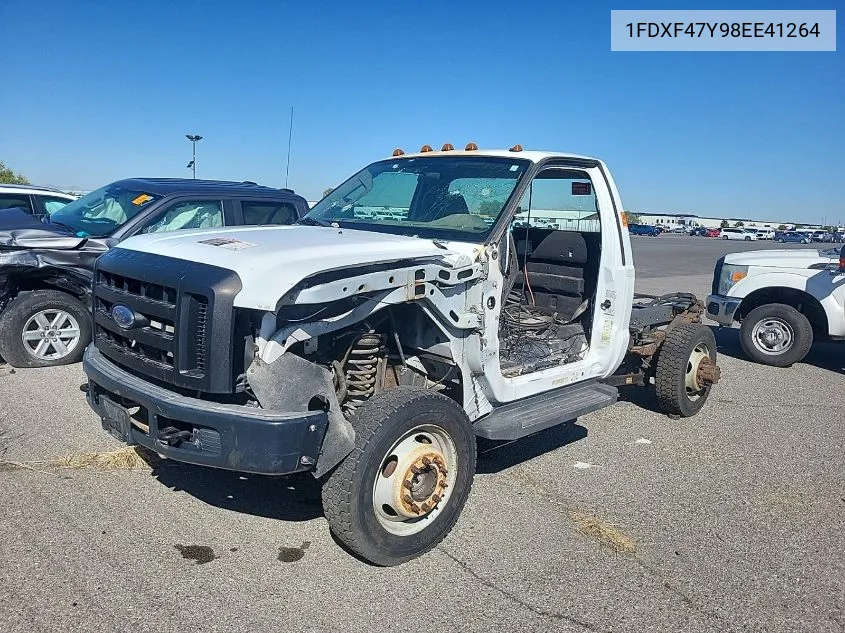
718, 264, 748, 295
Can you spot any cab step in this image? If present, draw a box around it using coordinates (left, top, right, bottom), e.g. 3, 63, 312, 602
473, 381, 618, 441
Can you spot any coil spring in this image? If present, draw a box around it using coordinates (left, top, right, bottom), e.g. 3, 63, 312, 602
342, 331, 385, 415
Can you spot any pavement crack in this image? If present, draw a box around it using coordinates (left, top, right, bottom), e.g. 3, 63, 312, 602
633, 558, 755, 632
440, 548, 601, 631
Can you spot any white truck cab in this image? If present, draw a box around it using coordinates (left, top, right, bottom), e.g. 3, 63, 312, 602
707, 246, 845, 366
83, 145, 721, 565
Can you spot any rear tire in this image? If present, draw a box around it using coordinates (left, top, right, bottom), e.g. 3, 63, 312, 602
0, 290, 91, 368
655, 323, 718, 417
321, 387, 476, 566
739, 303, 813, 367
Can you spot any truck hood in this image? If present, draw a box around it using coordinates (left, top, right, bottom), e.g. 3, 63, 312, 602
723, 248, 835, 269
114, 225, 464, 310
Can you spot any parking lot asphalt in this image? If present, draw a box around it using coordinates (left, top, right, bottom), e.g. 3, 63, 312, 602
1, 236, 843, 633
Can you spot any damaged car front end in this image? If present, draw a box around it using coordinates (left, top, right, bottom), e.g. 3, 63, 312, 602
83, 226, 480, 478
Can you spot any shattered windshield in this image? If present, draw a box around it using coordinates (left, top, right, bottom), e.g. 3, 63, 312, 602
304, 156, 530, 241
47, 184, 161, 237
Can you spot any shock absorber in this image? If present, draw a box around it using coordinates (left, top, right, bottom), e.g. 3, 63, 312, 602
343, 331, 385, 415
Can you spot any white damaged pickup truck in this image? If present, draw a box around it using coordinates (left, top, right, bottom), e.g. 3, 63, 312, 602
707, 245, 845, 366
83, 145, 721, 565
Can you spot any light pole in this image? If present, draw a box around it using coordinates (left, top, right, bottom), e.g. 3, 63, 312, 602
185, 134, 202, 179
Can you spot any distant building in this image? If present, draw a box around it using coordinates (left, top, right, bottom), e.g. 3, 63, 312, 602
633, 212, 814, 231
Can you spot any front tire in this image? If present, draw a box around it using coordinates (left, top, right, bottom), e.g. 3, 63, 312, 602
655, 323, 718, 417
777, 238, 785, 243
0, 290, 91, 368
321, 387, 476, 566
739, 303, 813, 367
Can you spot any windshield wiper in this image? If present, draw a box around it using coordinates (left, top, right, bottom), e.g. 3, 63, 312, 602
297, 217, 334, 227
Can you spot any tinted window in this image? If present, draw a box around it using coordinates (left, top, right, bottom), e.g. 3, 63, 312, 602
0, 193, 33, 213
141, 200, 224, 234
242, 201, 297, 225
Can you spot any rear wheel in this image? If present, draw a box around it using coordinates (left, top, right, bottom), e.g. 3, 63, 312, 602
321, 387, 476, 566
0, 290, 90, 368
655, 323, 719, 417
739, 303, 813, 367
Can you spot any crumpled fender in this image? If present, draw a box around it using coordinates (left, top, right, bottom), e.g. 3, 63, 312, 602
246, 353, 355, 478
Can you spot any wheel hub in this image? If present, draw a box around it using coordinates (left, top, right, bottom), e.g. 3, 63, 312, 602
751, 318, 793, 354
696, 356, 720, 386
685, 343, 712, 393
393, 446, 449, 517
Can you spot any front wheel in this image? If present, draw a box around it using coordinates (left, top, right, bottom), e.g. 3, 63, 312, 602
655, 323, 719, 417
0, 290, 91, 368
739, 303, 813, 367
777, 238, 785, 242
321, 387, 476, 566
745, 236, 751, 241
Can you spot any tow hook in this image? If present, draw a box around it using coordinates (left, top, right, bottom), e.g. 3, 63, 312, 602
157, 427, 193, 446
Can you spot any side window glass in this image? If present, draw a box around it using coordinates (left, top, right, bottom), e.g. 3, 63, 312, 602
141, 200, 223, 234
41, 196, 72, 214
0, 194, 33, 213
242, 201, 297, 225
515, 169, 600, 233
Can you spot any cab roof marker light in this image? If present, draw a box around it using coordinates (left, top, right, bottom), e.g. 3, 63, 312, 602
392, 148, 405, 156
465, 142, 478, 151
441, 143, 454, 151
420, 145, 433, 152
509, 144, 523, 152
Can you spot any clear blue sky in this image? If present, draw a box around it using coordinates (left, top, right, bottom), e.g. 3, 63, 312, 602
1, 0, 841, 223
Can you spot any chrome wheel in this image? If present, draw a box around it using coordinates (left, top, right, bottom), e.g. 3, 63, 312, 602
751, 318, 793, 355
685, 341, 713, 401
21, 309, 82, 360
372, 424, 458, 536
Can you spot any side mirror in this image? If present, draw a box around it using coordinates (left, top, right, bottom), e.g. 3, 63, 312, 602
840, 245, 845, 273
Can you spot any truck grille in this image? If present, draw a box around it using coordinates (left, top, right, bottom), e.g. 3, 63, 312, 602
94, 272, 186, 372
91, 249, 244, 394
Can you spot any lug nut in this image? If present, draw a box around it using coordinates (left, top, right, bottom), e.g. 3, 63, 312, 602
403, 480, 413, 490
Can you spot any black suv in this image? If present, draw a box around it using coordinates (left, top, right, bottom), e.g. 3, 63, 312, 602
0, 178, 308, 368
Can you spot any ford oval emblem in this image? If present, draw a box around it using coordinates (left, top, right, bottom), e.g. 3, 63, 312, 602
111, 304, 136, 329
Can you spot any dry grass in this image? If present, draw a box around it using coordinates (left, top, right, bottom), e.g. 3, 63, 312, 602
52, 446, 158, 470
568, 510, 636, 554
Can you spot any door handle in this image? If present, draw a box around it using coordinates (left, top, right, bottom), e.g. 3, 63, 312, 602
601, 299, 612, 310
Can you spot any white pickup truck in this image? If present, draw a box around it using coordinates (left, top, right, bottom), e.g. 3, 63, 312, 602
706, 246, 845, 366
83, 145, 721, 565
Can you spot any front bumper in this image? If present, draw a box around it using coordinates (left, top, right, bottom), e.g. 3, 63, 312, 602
83, 345, 328, 475
705, 294, 742, 326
